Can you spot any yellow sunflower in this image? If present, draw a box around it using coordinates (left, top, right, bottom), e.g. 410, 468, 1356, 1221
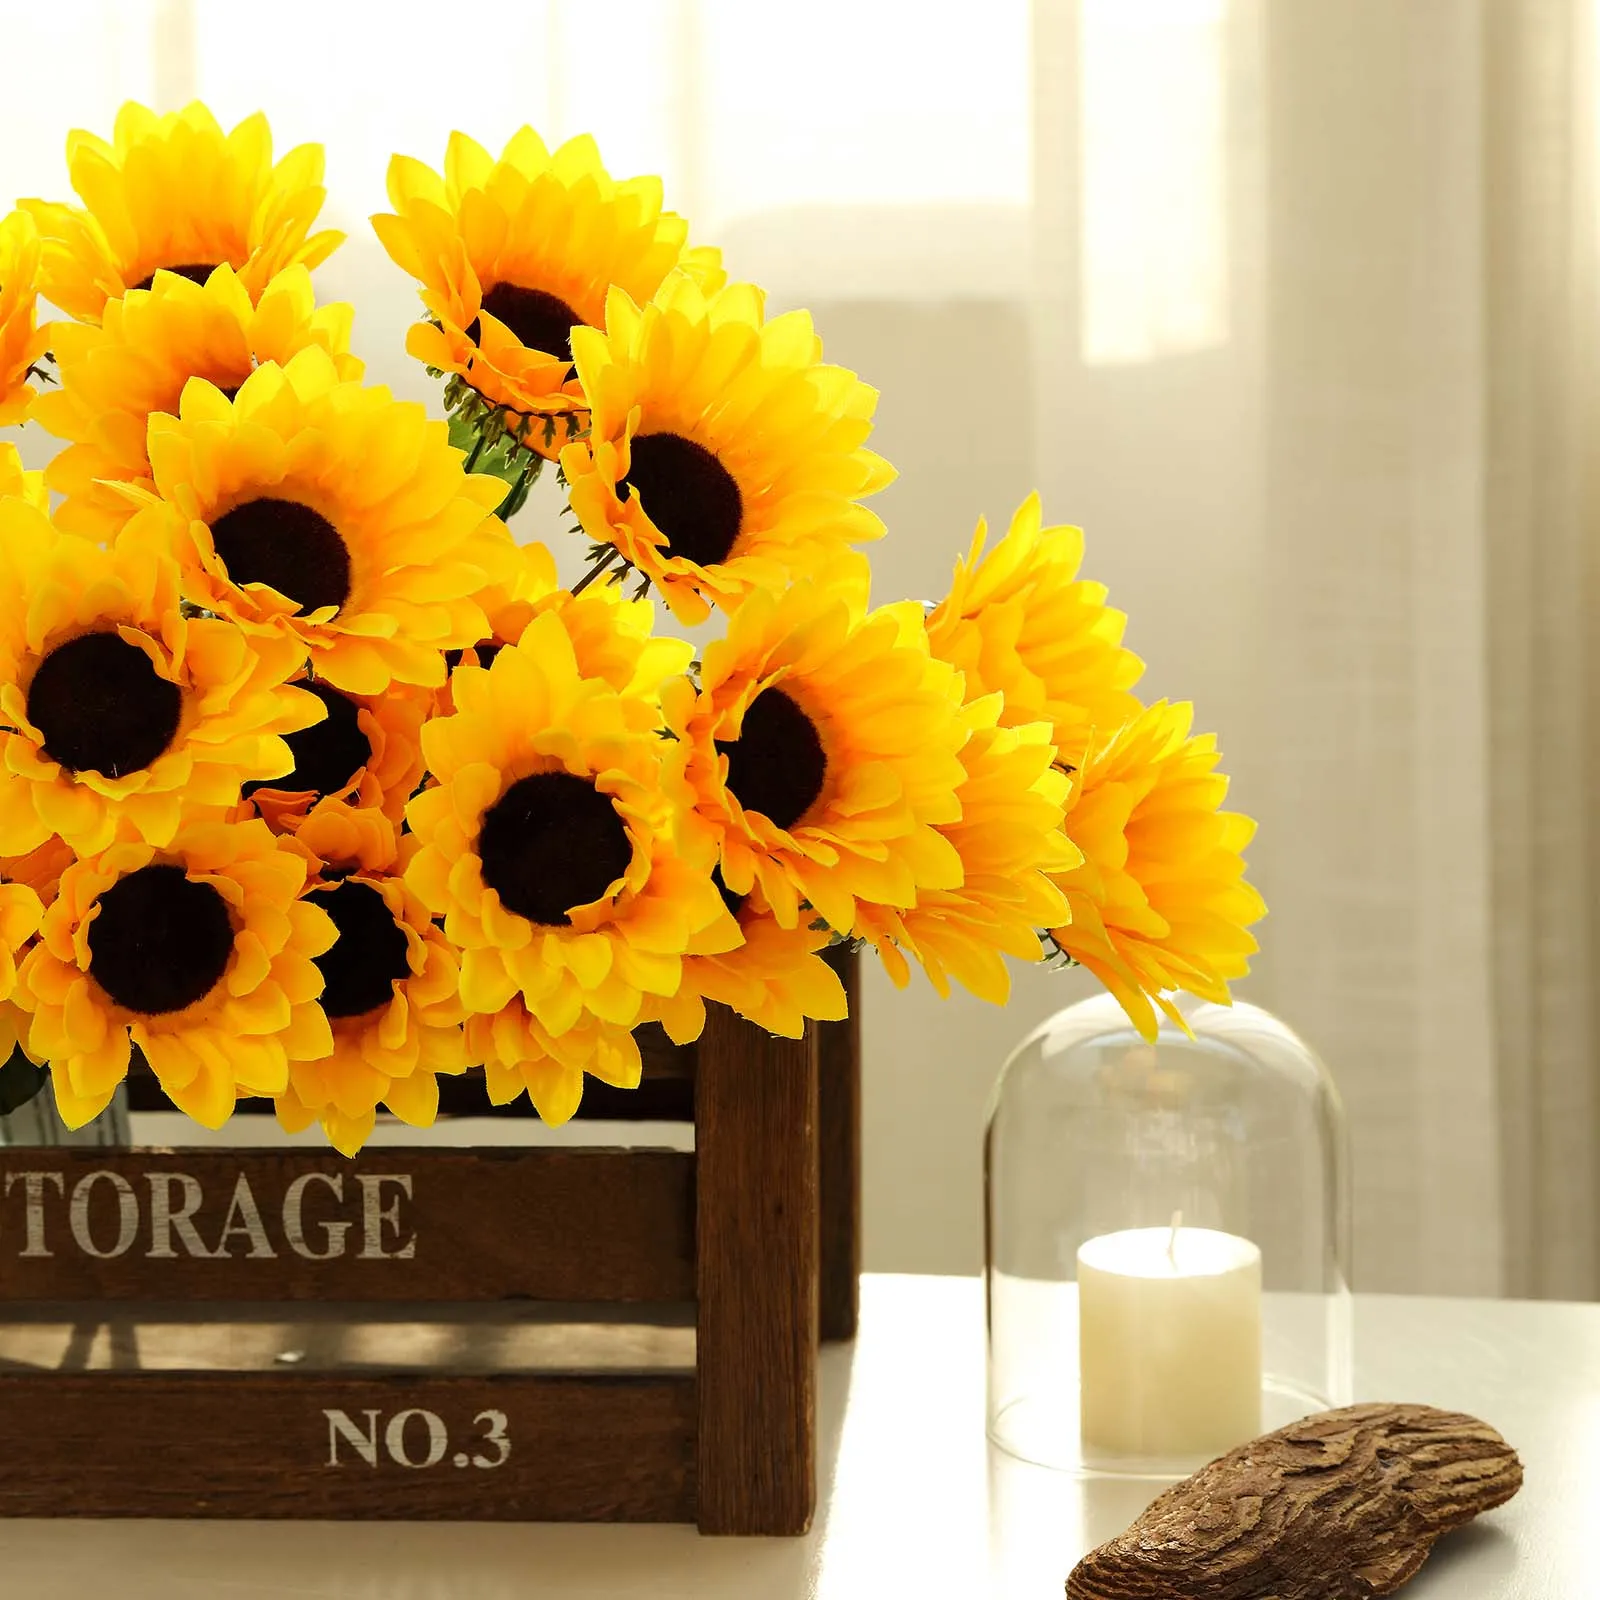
14, 818, 335, 1128
1, 839, 69, 1061
121, 347, 511, 694
32, 264, 361, 540
245, 678, 428, 836
0, 880, 43, 1059
20, 101, 342, 326
0, 498, 326, 859
467, 1004, 645, 1126
0, 1007, 30, 1067
663, 880, 848, 1042
1049, 699, 1266, 1039
263, 794, 398, 877
441, 537, 691, 726
0, 208, 49, 424
562, 275, 894, 624
0, 882, 42, 969
372, 128, 724, 447
0, 444, 48, 514
0, 837, 76, 908
856, 697, 1076, 1006
668, 578, 968, 936
405, 609, 737, 1120
927, 494, 1145, 772
275, 813, 466, 1157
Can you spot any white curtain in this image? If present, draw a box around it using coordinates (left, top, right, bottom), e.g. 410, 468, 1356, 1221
1481, 0, 1600, 1298
2, 0, 1596, 1297
1030, 0, 1600, 1299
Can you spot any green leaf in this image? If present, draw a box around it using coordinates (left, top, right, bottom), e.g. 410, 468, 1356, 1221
446, 408, 481, 456
0, 1047, 48, 1116
476, 441, 527, 491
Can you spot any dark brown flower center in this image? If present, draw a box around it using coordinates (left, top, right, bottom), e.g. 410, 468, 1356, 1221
622, 433, 743, 569
210, 497, 351, 616
87, 864, 235, 1015
131, 262, 219, 293
27, 632, 183, 779
254, 682, 370, 799
717, 688, 827, 832
313, 880, 411, 1018
470, 283, 582, 365
478, 772, 633, 927
444, 641, 504, 674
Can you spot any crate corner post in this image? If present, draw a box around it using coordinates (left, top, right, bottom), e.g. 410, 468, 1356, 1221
693, 1006, 821, 1537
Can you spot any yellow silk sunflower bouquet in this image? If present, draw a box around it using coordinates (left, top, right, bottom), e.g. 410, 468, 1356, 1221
0, 104, 1264, 1156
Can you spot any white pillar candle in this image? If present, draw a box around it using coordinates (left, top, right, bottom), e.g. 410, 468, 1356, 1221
1077, 1221, 1262, 1464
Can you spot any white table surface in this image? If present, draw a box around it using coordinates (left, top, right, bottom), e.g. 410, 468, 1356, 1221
0, 1274, 1592, 1598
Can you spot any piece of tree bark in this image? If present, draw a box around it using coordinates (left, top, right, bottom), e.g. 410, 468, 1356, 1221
1067, 1402, 1522, 1600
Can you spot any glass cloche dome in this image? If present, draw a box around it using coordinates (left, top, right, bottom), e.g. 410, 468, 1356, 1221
985, 992, 1351, 1477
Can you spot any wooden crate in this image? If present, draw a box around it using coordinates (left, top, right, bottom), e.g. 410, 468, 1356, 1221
0, 955, 862, 1534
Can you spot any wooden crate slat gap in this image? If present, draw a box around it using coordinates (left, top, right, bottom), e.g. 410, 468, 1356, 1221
0, 1298, 697, 1376
818, 943, 862, 1342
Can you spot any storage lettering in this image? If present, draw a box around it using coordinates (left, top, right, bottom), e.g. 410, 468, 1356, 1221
0, 1167, 416, 1262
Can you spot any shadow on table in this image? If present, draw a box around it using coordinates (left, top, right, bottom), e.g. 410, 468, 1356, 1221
1407, 1518, 1520, 1594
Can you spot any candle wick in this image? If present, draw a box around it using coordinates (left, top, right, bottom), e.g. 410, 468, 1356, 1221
1167, 1210, 1183, 1267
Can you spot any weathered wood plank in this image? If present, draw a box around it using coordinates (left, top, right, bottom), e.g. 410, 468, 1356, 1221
818, 944, 862, 1342
0, 1370, 696, 1521
694, 1006, 819, 1536
0, 1148, 695, 1304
